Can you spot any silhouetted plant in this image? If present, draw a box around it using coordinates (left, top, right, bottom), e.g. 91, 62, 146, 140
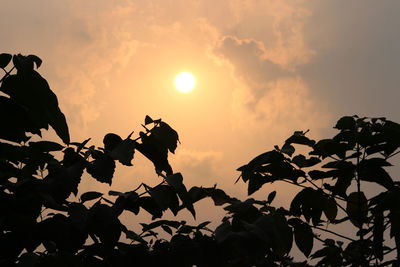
0, 53, 399, 266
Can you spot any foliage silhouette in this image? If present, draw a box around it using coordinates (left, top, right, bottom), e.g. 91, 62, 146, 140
0, 53, 399, 266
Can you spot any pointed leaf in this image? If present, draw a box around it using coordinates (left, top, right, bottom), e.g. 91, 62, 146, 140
136, 135, 173, 175
138, 196, 163, 219
323, 197, 338, 222
267, 191, 277, 204
152, 121, 180, 153
0, 96, 39, 142
113, 191, 140, 215
149, 184, 179, 215
165, 173, 196, 218
87, 203, 121, 245
0, 53, 12, 68
29, 141, 64, 152
285, 132, 316, 147
144, 115, 153, 125
290, 218, 314, 257
86, 154, 115, 185
335, 116, 356, 131
161, 225, 173, 235
346, 192, 368, 228
81, 191, 103, 203
109, 137, 135, 166
27, 55, 42, 69
197, 221, 211, 229
103, 133, 122, 151
1, 70, 70, 143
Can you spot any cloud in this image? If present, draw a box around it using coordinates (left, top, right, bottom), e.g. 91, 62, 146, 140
212, 33, 330, 142
171, 148, 224, 187
300, 1, 400, 119
231, 76, 331, 138
215, 36, 289, 96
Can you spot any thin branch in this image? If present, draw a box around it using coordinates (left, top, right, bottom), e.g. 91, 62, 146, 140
0, 66, 15, 83
312, 225, 356, 242
385, 149, 400, 160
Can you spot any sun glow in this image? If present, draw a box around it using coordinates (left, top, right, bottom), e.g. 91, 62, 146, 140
175, 72, 195, 93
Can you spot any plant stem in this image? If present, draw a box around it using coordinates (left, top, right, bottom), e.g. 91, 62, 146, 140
312, 225, 356, 242
356, 144, 364, 242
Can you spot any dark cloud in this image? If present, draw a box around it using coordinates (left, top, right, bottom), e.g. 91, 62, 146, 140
214, 36, 289, 99
300, 1, 400, 120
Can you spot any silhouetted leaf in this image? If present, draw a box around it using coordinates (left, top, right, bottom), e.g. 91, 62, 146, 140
247, 173, 270, 195
113, 191, 140, 215
267, 191, 276, 204
225, 199, 261, 223
335, 116, 356, 131
311, 241, 343, 266
346, 192, 368, 228
144, 115, 153, 125
87, 203, 121, 246
1, 69, 70, 143
68, 202, 88, 231
152, 121, 180, 153
285, 133, 315, 147
28, 141, 64, 152
17, 252, 40, 267
141, 220, 181, 232
292, 155, 321, 168
122, 228, 146, 244
187, 186, 209, 203
389, 207, 400, 239
39, 192, 66, 211
254, 214, 293, 256
166, 173, 195, 218
149, 184, 179, 215
138, 196, 163, 219
38, 213, 87, 252
62, 147, 84, 167
209, 188, 232, 206
311, 139, 347, 159
136, 133, 173, 175
0, 53, 12, 68
197, 221, 211, 229
69, 138, 91, 153
281, 143, 295, 156
289, 218, 314, 257
81, 191, 103, 203
161, 225, 173, 235
86, 154, 115, 185
290, 188, 325, 225
0, 96, 39, 142
103, 133, 122, 151
109, 136, 136, 166
358, 158, 394, 189
308, 170, 335, 180
27, 55, 42, 69
323, 197, 338, 222
41, 160, 86, 203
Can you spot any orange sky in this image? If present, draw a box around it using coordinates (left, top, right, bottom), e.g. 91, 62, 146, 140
2, 0, 400, 233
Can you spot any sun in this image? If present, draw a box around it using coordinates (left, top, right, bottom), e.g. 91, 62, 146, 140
175, 72, 195, 93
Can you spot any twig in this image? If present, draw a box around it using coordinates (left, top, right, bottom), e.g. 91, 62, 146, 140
312, 225, 356, 242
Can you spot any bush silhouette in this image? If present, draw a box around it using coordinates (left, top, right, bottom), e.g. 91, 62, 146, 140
0, 53, 399, 266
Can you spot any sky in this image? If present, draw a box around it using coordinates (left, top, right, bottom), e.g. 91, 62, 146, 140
1, 0, 400, 232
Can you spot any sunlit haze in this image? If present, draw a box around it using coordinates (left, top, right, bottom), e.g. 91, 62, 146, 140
175, 72, 195, 92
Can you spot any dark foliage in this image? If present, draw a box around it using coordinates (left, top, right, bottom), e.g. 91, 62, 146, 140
0, 54, 399, 266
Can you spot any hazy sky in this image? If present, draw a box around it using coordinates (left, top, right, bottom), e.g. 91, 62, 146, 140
2, 0, 400, 226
